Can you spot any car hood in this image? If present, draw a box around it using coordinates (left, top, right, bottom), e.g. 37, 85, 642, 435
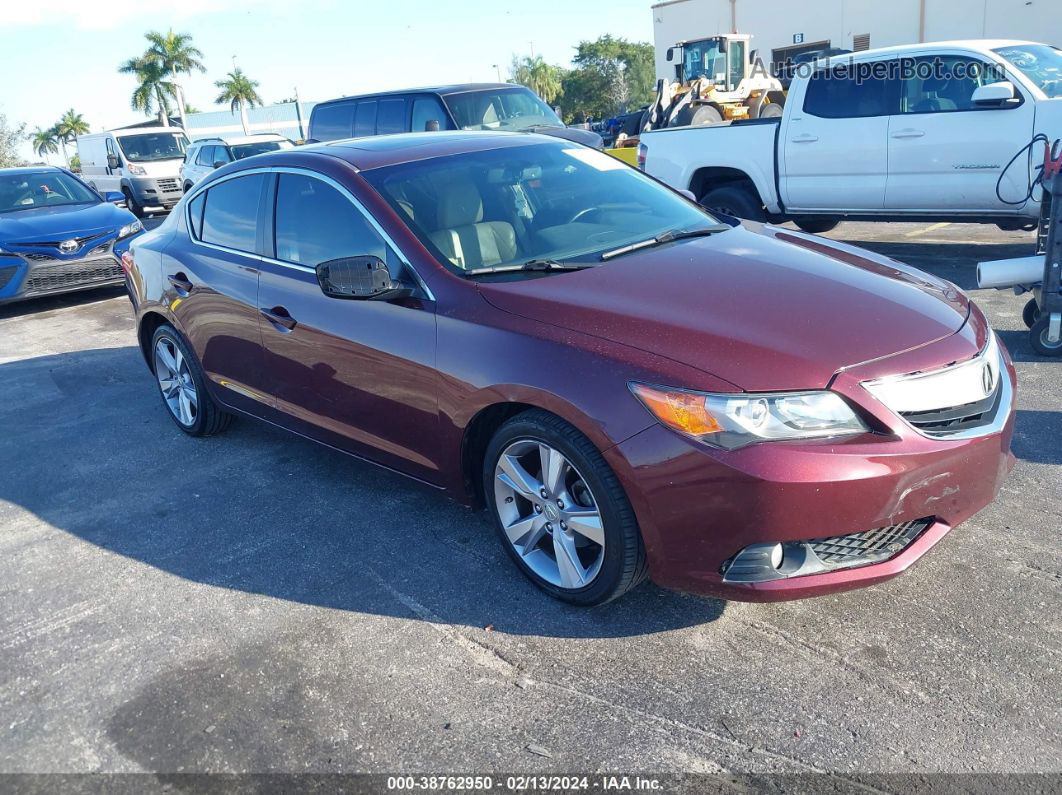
521, 125, 604, 149
477, 224, 969, 391
0, 202, 130, 242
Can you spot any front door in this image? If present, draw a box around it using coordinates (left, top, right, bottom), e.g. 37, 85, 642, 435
782, 60, 897, 211
885, 55, 1035, 212
169, 172, 271, 413
254, 170, 441, 482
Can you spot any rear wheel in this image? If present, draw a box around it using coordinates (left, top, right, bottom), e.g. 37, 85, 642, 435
1023, 297, 1041, 329
699, 185, 766, 222
758, 103, 784, 119
1030, 315, 1062, 357
151, 324, 233, 436
673, 104, 723, 127
793, 217, 840, 234
483, 410, 647, 605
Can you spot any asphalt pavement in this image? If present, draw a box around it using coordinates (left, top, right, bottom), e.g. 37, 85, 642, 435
0, 218, 1059, 780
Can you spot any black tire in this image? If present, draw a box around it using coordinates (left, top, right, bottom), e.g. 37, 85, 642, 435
758, 103, 784, 119
1022, 297, 1041, 329
1030, 314, 1062, 357
699, 185, 766, 222
150, 324, 233, 436
123, 187, 146, 219
482, 410, 648, 606
793, 217, 840, 234
673, 104, 723, 127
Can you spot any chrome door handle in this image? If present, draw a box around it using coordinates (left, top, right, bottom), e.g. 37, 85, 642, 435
891, 129, 925, 139
791, 134, 819, 143
260, 306, 297, 331
167, 273, 192, 294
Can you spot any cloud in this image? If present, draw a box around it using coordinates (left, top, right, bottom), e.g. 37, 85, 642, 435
5, 0, 268, 30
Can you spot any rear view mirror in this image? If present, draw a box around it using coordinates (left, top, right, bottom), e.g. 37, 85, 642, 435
972, 81, 1018, 106
316, 256, 413, 300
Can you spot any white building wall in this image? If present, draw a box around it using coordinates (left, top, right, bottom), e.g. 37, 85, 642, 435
651, 0, 1062, 81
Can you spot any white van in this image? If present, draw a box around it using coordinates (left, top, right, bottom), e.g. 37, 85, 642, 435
77, 126, 190, 217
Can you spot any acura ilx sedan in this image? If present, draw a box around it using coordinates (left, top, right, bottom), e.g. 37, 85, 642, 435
123, 132, 1015, 605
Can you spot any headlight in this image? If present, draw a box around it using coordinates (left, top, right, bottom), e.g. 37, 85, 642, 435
126, 163, 146, 175
629, 383, 869, 450
117, 220, 143, 239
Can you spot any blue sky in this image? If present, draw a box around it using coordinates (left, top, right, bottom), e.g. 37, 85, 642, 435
2, 0, 654, 161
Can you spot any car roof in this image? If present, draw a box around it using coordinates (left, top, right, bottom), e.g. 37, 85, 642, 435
259, 130, 562, 171
822, 39, 1043, 64
0, 166, 64, 176
191, 133, 288, 146
314, 83, 523, 107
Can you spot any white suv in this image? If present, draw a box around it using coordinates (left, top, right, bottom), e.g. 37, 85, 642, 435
180, 134, 294, 191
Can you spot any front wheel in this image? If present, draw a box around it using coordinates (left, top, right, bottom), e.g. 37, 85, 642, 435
123, 187, 146, 219
483, 410, 648, 605
1030, 314, 1062, 357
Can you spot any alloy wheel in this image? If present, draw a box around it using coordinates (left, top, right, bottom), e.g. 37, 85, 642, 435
154, 337, 199, 427
493, 439, 605, 590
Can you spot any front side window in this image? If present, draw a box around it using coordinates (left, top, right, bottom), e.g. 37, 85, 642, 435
274, 173, 394, 269
994, 44, 1062, 98
311, 102, 355, 141
199, 173, 266, 253
727, 41, 746, 89
803, 62, 896, 118
901, 56, 1003, 113
361, 141, 716, 274
444, 87, 563, 131
117, 132, 188, 162
0, 171, 98, 213
411, 96, 450, 132
196, 146, 215, 167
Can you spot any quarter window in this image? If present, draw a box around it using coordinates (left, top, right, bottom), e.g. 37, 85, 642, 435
274, 173, 395, 269
312, 101, 355, 140
199, 173, 266, 253
803, 62, 896, 118
188, 192, 205, 238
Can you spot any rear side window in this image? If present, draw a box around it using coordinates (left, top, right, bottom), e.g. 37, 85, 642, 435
376, 98, 407, 134
311, 101, 355, 140
274, 173, 393, 268
803, 61, 896, 118
200, 173, 266, 253
354, 101, 378, 136
411, 96, 450, 132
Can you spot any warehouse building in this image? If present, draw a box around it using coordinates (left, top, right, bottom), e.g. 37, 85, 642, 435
651, 0, 1062, 80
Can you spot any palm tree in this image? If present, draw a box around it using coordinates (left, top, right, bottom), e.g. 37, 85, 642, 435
510, 55, 564, 104
145, 30, 205, 129
54, 110, 89, 167
31, 127, 59, 163
214, 69, 263, 135
119, 53, 176, 126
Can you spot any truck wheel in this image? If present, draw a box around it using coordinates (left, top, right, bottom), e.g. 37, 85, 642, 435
1030, 315, 1062, 356
699, 185, 765, 222
673, 104, 723, 127
1023, 298, 1041, 329
793, 217, 840, 234
758, 103, 784, 119
123, 187, 146, 219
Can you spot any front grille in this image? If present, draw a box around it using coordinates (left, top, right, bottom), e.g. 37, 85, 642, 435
808, 518, 933, 567
0, 265, 18, 290
900, 388, 1002, 434
24, 258, 123, 294
16, 232, 107, 249
19, 242, 110, 265
22, 252, 59, 263
157, 178, 181, 193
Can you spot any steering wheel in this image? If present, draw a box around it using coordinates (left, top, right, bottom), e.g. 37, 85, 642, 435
568, 207, 602, 224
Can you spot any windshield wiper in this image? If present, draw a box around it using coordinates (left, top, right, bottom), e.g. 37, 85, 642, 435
599, 224, 732, 261
462, 259, 598, 277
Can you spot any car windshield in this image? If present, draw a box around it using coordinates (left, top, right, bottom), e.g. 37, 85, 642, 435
230, 140, 293, 160
361, 141, 720, 274
994, 44, 1062, 98
444, 87, 564, 131
117, 132, 189, 162
682, 38, 726, 82
0, 171, 98, 213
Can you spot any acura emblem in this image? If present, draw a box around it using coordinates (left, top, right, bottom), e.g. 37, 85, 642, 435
982, 363, 995, 397
58, 239, 78, 254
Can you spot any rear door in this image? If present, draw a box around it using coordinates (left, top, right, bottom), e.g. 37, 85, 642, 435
168, 172, 272, 413
782, 59, 898, 211
885, 54, 1035, 211
255, 169, 440, 480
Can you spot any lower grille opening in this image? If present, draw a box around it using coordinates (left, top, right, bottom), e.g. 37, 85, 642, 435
25, 258, 123, 294
900, 388, 1002, 435
806, 518, 933, 567
0, 265, 18, 290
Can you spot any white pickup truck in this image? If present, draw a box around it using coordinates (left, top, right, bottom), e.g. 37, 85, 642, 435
640, 39, 1062, 233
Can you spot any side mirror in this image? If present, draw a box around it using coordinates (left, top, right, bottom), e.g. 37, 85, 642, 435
104, 191, 126, 206
678, 189, 696, 202
106, 154, 120, 170
212, 160, 226, 169
424, 119, 441, 132
316, 255, 413, 300
666, 47, 674, 62
972, 81, 1018, 107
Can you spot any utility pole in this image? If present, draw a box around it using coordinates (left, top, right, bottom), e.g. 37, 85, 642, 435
293, 86, 305, 140
492, 63, 502, 82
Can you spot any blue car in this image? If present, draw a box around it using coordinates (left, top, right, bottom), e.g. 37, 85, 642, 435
0, 166, 144, 306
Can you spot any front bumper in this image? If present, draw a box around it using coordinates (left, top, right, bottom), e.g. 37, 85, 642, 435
0, 244, 125, 305
605, 342, 1017, 602
128, 175, 183, 210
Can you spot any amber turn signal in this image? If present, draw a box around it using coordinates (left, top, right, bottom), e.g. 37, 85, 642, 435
629, 383, 723, 437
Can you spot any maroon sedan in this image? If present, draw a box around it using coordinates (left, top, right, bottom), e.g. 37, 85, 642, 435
123, 132, 1015, 605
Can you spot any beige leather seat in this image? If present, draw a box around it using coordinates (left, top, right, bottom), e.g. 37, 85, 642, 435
429, 181, 517, 269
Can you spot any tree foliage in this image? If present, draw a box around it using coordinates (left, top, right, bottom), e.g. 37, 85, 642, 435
0, 113, 27, 168
214, 69, 263, 113
509, 55, 565, 104
560, 36, 655, 122
119, 30, 203, 124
